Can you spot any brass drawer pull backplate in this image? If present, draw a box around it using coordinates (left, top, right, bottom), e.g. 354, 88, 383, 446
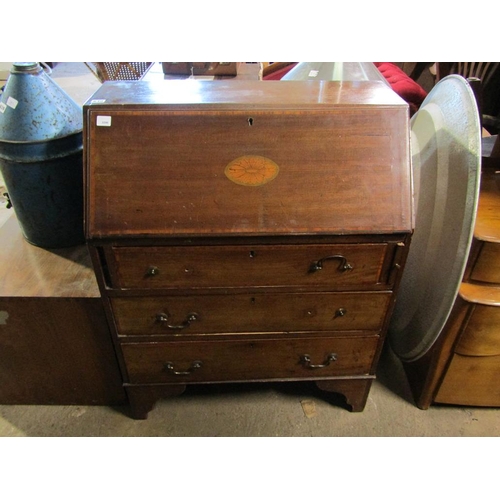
156, 311, 199, 330
164, 360, 203, 376
300, 353, 338, 369
309, 255, 353, 273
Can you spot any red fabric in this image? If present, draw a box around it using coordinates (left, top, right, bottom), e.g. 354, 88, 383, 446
374, 62, 427, 116
262, 63, 297, 80
263, 62, 427, 116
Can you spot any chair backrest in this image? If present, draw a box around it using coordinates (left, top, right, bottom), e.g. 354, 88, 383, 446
437, 62, 500, 87
437, 63, 500, 133
87, 62, 153, 82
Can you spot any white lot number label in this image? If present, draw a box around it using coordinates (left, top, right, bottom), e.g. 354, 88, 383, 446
97, 115, 112, 127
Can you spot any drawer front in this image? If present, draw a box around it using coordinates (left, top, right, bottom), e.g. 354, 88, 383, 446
111, 292, 391, 336
469, 242, 500, 285
455, 301, 500, 356
435, 353, 500, 407
121, 336, 379, 384
109, 244, 389, 289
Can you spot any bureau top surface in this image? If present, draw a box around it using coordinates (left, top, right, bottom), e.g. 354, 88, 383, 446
85, 80, 413, 239
84, 79, 407, 109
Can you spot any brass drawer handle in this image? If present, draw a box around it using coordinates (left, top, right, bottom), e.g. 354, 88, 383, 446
164, 360, 203, 376
334, 308, 347, 318
156, 312, 199, 330
300, 353, 337, 369
309, 255, 353, 273
146, 265, 160, 277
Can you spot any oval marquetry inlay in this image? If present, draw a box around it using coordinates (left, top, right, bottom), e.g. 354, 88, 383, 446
225, 155, 279, 187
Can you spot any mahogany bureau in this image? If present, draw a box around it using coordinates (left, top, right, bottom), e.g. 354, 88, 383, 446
83, 78, 413, 419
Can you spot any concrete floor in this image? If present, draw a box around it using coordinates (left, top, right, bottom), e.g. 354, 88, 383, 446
1, 62, 499, 438
1, 345, 500, 437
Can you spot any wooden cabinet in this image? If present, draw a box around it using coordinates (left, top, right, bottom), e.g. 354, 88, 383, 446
0, 215, 125, 405
434, 284, 500, 406
403, 165, 500, 408
433, 166, 500, 407
84, 78, 413, 418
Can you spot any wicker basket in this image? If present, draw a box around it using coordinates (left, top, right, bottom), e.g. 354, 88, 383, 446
86, 62, 153, 82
